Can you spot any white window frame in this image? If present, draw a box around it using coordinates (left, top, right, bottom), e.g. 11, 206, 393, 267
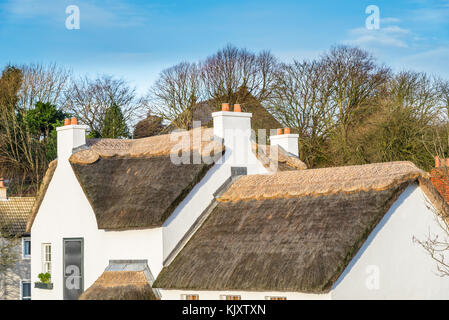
20, 280, 31, 300
181, 294, 199, 300
41, 243, 51, 274
22, 237, 31, 259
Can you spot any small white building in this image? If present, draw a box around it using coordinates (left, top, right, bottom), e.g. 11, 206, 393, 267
27, 106, 449, 300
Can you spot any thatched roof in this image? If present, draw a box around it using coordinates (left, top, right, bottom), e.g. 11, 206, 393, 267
26, 159, 57, 233
153, 161, 428, 293
253, 143, 307, 172
0, 197, 35, 236
219, 161, 423, 202
79, 260, 159, 300
25, 125, 306, 232
70, 128, 223, 230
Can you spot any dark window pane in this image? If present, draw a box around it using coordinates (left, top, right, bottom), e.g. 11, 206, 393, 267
24, 240, 31, 256
22, 282, 31, 299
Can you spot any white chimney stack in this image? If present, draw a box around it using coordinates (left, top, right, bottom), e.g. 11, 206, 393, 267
269, 128, 299, 157
0, 179, 7, 200
212, 103, 253, 167
56, 118, 88, 162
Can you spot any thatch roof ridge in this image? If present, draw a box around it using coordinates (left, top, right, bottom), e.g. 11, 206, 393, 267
219, 161, 425, 202
252, 142, 307, 171
26, 160, 57, 233
70, 127, 222, 165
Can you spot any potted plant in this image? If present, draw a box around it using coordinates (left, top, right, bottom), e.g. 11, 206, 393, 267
34, 272, 53, 289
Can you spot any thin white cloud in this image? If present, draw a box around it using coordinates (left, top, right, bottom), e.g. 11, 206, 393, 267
409, 1, 449, 24
381, 17, 400, 24
2, 0, 150, 28
386, 47, 449, 80
343, 25, 410, 49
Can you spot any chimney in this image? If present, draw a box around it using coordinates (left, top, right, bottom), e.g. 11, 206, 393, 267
56, 118, 88, 162
435, 156, 441, 167
212, 103, 253, 166
0, 178, 7, 200
269, 128, 299, 157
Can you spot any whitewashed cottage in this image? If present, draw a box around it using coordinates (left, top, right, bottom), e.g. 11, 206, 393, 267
27, 104, 449, 300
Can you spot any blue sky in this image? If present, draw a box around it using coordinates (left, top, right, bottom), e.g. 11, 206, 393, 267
1, 0, 449, 94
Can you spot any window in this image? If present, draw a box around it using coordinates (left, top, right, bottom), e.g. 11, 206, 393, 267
182, 294, 199, 300
42, 243, 51, 274
22, 237, 31, 259
266, 296, 287, 300
221, 295, 241, 300
21, 281, 31, 300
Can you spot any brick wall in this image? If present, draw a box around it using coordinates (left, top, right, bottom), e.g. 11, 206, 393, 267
431, 167, 449, 203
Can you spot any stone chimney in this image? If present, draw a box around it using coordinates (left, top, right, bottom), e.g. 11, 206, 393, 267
0, 178, 7, 200
269, 128, 299, 157
56, 118, 88, 163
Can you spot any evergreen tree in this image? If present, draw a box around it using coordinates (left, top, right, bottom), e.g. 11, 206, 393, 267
101, 104, 129, 138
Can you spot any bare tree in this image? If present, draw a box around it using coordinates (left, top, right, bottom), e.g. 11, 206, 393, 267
267, 60, 335, 166
147, 62, 203, 130
64, 75, 143, 136
323, 46, 391, 154
386, 71, 440, 124
201, 45, 278, 105
17, 63, 70, 111
436, 79, 449, 121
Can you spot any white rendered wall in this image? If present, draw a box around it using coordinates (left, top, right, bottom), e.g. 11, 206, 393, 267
269, 134, 299, 157
30, 159, 164, 300
332, 184, 449, 299
160, 289, 331, 300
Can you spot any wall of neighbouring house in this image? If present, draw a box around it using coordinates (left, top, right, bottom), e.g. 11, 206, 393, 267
332, 184, 449, 299
430, 167, 449, 203
0, 238, 30, 300
30, 159, 164, 300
